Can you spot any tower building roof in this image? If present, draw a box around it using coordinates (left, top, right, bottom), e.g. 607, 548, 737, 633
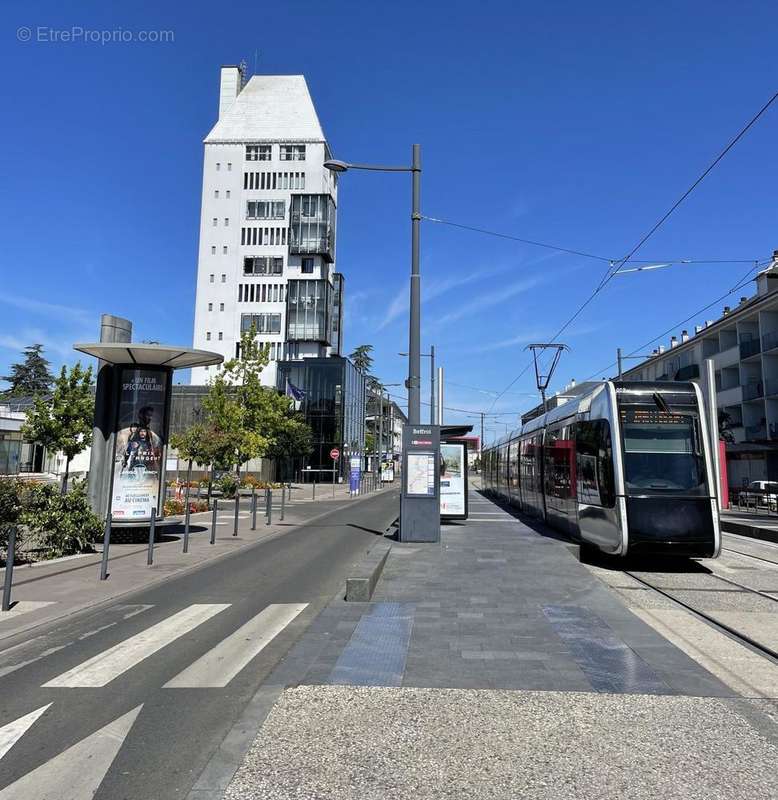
205, 75, 326, 143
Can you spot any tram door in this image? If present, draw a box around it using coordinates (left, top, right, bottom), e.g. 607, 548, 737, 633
543, 420, 576, 536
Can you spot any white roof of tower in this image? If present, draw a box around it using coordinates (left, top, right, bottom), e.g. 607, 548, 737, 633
205, 75, 326, 143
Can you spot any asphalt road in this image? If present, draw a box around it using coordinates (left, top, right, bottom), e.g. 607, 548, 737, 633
0, 489, 399, 799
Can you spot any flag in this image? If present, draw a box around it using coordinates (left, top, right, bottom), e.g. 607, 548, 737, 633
286, 381, 306, 402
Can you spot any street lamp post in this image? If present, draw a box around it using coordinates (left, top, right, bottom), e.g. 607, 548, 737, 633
324, 145, 422, 424
399, 345, 435, 424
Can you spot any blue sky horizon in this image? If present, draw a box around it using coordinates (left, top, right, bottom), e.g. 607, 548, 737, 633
2, 0, 777, 441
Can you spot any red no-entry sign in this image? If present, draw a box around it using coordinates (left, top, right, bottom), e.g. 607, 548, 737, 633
330, 448, 340, 460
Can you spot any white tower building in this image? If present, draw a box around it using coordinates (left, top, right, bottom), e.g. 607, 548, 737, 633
191, 66, 343, 386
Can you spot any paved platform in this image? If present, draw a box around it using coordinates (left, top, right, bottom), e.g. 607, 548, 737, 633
721, 509, 778, 543
221, 485, 778, 799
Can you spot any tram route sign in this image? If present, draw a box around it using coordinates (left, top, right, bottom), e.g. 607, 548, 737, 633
400, 424, 440, 543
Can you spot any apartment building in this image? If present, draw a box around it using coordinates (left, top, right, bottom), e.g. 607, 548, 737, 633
191, 66, 343, 386
623, 255, 778, 485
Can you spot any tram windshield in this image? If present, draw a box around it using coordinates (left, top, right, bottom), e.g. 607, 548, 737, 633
619, 406, 707, 494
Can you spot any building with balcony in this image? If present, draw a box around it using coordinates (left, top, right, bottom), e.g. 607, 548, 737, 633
622, 255, 778, 487
191, 66, 343, 387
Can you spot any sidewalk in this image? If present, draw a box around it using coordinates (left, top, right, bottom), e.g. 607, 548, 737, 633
0, 481, 394, 644
720, 508, 778, 543
219, 483, 778, 800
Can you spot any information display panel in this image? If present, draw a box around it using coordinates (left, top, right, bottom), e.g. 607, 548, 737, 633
406, 452, 436, 496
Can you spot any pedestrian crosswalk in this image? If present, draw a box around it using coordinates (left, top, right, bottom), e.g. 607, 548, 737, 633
42, 604, 231, 688
0, 600, 313, 795
164, 602, 307, 688
0, 706, 142, 799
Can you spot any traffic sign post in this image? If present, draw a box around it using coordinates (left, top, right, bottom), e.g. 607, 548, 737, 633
330, 448, 340, 496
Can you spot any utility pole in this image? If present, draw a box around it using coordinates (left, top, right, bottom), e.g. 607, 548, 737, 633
430, 345, 436, 425
617, 347, 623, 381
377, 388, 384, 484
437, 366, 444, 426
480, 412, 484, 462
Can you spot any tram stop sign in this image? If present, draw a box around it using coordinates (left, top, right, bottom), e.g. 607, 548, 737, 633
330, 448, 340, 460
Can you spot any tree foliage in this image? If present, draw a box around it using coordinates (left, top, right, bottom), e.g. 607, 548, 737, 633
22, 363, 94, 493
173, 325, 314, 477
1, 344, 55, 398
349, 344, 374, 374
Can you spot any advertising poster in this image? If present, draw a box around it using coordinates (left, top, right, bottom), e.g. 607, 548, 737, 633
111, 368, 169, 520
440, 443, 467, 518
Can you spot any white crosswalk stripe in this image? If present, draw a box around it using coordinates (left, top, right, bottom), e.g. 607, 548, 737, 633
164, 603, 308, 688
0, 705, 51, 761
42, 604, 230, 688
0, 706, 142, 799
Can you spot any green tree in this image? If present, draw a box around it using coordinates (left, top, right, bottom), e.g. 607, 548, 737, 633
173, 326, 315, 489
21, 363, 94, 494
349, 344, 374, 374
1, 344, 55, 398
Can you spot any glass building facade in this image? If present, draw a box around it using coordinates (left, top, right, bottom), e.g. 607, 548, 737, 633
286, 279, 331, 342
288, 194, 336, 263
276, 356, 365, 480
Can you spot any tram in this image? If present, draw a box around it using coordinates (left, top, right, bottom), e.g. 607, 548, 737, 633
481, 381, 721, 558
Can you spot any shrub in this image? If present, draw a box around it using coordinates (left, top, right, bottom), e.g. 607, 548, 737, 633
0, 478, 26, 561
21, 479, 101, 558
164, 498, 208, 516
218, 474, 238, 498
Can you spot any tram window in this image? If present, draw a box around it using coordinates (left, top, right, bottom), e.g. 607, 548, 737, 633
620, 408, 705, 494
576, 420, 615, 507
545, 424, 574, 500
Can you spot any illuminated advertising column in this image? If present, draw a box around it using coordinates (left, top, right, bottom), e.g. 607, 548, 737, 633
110, 367, 172, 521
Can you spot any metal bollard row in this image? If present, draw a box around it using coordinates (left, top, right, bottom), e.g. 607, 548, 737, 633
2, 525, 17, 612
210, 498, 218, 544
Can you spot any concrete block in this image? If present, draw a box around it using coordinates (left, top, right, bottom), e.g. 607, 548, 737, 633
345, 544, 391, 602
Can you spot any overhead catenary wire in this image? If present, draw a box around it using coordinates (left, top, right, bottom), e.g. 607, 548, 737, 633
484, 88, 778, 412
582, 260, 770, 381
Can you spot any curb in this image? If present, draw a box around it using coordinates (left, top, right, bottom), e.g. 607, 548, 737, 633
720, 519, 778, 545
345, 543, 392, 602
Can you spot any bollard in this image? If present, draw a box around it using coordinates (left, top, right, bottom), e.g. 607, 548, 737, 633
280, 487, 285, 520
312, 482, 316, 501
233, 492, 240, 537
2, 525, 17, 612
265, 488, 270, 520
99, 511, 112, 581
266, 490, 272, 525
251, 491, 257, 530
210, 498, 218, 544
146, 514, 156, 566
183, 481, 191, 553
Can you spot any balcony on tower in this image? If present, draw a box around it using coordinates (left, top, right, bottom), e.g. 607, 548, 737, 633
288, 194, 336, 262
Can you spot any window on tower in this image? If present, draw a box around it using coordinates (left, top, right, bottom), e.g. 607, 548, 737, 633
246, 145, 271, 161
280, 144, 306, 161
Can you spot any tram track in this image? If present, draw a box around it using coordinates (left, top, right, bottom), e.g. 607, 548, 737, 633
623, 568, 778, 666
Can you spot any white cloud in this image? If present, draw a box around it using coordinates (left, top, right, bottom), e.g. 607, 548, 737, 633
377, 265, 512, 330
433, 276, 541, 327
0, 292, 93, 326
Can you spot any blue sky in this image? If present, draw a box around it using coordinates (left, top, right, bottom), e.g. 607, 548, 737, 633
2, 0, 777, 441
